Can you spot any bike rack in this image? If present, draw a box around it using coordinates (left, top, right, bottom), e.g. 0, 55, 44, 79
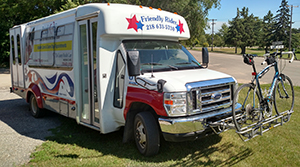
208, 110, 293, 142
208, 115, 236, 134
235, 110, 293, 141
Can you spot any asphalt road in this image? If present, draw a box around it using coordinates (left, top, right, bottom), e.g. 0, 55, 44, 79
0, 50, 299, 166
189, 50, 300, 86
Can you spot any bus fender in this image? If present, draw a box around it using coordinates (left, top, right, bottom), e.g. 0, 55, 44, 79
26, 83, 44, 109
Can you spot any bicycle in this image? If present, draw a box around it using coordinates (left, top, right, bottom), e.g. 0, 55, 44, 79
232, 50, 295, 141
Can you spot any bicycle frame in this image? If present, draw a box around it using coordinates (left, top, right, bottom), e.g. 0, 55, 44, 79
250, 62, 276, 106
252, 62, 278, 99
250, 50, 293, 110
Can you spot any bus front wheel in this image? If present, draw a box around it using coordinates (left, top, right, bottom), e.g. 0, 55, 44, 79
134, 111, 160, 156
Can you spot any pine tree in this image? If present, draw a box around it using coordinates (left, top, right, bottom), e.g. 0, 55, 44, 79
226, 7, 261, 54
226, 8, 241, 53
261, 10, 275, 51
218, 23, 228, 47
273, 0, 290, 48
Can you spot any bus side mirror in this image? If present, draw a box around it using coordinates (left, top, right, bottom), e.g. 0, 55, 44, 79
202, 47, 209, 67
127, 51, 140, 76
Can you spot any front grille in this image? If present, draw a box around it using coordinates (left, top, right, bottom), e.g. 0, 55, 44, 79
186, 78, 235, 115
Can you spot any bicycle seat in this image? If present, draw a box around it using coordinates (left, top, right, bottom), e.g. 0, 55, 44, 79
243, 54, 256, 65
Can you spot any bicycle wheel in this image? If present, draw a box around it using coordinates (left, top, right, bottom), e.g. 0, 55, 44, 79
232, 84, 262, 132
273, 74, 294, 121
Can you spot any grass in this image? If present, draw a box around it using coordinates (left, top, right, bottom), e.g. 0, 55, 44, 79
26, 85, 300, 167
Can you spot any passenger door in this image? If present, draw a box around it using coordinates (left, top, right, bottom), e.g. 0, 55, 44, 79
10, 27, 24, 88
78, 18, 100, 127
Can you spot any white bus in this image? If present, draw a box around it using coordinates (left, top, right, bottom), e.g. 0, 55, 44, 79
10, 3, 237, 156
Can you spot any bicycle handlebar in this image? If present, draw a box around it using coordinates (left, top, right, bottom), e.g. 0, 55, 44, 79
261, 50, 295, 65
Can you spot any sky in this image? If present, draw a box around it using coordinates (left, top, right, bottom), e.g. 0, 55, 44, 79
205, 0, 300, 34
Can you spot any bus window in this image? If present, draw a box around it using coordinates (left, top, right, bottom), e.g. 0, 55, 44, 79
11, 36, 15, 65
17, 34, 21, 65
57, 26, 65, 36
55, 23, 73, 68
41, 30, 48, 38
65, 24, 73, 35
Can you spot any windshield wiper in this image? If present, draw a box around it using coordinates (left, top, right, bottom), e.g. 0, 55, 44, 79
142, 63, 178, 70
176, 61, 201, 67
192, 60, 201, 67
168, 65, 178, 70
142, 62, 162, 65
175, 62, 191, 65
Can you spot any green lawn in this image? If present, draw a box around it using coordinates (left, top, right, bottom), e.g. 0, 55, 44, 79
26, 86, 300, 166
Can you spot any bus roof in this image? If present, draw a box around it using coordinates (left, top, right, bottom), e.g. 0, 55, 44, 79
24, 3, 190, 40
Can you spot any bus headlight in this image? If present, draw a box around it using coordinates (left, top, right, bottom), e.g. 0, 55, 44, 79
164, 92, 187, 116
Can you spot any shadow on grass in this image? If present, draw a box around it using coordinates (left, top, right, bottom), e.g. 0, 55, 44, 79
45, 115, 252, 166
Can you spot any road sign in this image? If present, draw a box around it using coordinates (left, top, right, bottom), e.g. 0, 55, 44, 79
270, 45, 284, 49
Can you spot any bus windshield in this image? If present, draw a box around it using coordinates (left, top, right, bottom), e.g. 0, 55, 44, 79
123, 40, 202, 73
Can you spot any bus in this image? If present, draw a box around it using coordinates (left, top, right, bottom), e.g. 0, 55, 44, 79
10, 3, 237, 156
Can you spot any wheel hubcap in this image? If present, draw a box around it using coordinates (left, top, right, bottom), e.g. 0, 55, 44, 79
136, 121, 146, 149
31, 97, 38, 114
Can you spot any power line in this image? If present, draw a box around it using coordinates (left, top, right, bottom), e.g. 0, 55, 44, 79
209, 19, 217, 51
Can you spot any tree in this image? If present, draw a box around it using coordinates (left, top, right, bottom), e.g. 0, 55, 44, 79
206, 33, 223, 47
292, 33, 300, 49
226, 8, 243, 53
226, 7, 262, 54
261, 10, 275, 51
213, 34, 223, 47
273, 0, 290, 48
198, 34, 208, 47
292, 28, 300, 34
291, 28, 300, 49
217, 23, 228, 47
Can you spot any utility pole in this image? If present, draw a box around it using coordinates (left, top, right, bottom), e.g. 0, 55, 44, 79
209, 19, 217, 51
287, 5, 299, 53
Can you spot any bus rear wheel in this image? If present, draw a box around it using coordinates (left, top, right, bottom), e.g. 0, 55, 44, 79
134, 111, 160, 156
29, 95, 44, 118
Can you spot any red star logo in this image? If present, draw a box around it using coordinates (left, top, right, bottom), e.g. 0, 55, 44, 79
126, 15, 139, 32
178, 20, 185, 34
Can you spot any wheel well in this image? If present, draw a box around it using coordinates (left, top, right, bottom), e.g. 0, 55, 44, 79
26, 91, 33, 103
122, 102, 159, 143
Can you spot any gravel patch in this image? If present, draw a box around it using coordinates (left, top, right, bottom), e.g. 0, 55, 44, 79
0, 74, 61, 167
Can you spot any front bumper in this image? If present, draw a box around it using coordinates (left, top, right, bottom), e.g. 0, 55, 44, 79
158, 103, 242, 142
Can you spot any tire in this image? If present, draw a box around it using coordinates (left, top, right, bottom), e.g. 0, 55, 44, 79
29, 95, 44, 118
134, 112, 160, 156
274, 74, 294, 121
232, 84, 262, 132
